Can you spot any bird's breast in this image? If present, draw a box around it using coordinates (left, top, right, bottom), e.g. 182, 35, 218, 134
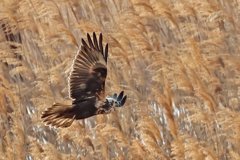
95, 107, 112, 114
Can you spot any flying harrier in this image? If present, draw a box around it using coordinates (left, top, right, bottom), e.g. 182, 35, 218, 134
41, 32, 127, 128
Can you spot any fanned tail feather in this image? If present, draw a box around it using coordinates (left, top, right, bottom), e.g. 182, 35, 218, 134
41, 103, 76, 128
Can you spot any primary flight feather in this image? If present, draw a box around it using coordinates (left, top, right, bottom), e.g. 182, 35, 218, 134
41, 32, 127, 128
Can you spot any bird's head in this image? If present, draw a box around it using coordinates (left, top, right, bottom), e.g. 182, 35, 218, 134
105, 91, 127, 109
105, 96, 120, 107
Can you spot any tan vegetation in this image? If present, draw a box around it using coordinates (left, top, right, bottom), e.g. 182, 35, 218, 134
0, 0, 240, 159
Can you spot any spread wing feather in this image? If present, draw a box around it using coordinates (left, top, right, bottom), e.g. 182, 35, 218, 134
105, 44, 108, 63
68, 32, 108, 102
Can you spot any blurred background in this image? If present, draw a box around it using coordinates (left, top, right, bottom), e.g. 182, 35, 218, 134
0, 0, 240, 159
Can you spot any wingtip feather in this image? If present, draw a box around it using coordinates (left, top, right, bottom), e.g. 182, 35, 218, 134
99, 33, 103, 55
105, 43, 108, 63
93, 32, 99, 50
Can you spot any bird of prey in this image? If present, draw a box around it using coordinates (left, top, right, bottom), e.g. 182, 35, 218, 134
41, 32, 127, 128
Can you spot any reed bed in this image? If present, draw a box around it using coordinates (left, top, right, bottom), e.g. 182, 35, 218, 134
0, 0, 240, 159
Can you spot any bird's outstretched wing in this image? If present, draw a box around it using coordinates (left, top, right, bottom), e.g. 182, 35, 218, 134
69, 32, 108, 102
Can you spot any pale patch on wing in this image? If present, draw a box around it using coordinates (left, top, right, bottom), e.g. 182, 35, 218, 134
95, 99, 105, 109
80, 84, 86, 89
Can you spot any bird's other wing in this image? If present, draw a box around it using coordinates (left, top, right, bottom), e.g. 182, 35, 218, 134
113, 91, 127, 107
68, 32, 108, 102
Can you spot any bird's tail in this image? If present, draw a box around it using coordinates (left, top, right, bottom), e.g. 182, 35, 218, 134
41, 103, 76, 128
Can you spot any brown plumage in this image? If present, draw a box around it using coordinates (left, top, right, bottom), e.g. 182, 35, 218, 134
41, 32, 127, 128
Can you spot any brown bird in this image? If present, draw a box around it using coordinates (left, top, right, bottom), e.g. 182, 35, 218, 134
41, 32, 127, 128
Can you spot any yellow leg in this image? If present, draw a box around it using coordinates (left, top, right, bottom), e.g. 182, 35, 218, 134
63, 115, 76, 128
